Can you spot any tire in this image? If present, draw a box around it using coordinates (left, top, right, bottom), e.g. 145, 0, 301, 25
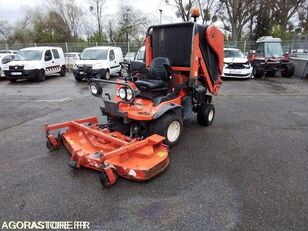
37, 69, 46, 81
102, 69, 110, 80
281, 65, 295, 78
253, 65, 264, 78
74, 74, 82, 82
9, 79, 17, 83
149, 112, 183, 148
60, 66, 66, 77
100, 169, 118, 188
197, 103, 215, 127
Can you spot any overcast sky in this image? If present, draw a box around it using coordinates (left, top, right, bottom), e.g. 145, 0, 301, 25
0, 0, 178, 24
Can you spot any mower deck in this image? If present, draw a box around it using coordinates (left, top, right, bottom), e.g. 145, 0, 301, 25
45, 116, 169, 187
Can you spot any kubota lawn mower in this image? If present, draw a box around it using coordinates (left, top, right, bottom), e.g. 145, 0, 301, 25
44, 9, 224, 188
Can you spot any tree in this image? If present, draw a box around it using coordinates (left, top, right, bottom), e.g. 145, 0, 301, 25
47, 0, 84, 40
89, 0, 107, 42
114, 5, 149, 43
219, 0, 263, 43
0, 20, 13, 41
166, 0, 197, 22
197, 0, 219, 24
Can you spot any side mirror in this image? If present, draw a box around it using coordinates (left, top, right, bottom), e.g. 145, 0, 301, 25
89, 82, 103, 97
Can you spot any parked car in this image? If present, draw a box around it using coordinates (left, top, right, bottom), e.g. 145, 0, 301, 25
0, 50, 18, 54
134, 46, 145, 62
3, 46, 66, 82
222, 48, 253, 79
124, 52, 136, 62
0, 54, 15, 78
73, 46, 124, 81
65, 52, 80, 69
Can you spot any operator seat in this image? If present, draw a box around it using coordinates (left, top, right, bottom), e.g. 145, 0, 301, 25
135, 57, 172, 97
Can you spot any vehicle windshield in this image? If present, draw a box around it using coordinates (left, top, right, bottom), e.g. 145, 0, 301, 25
125, 53, 135, 59
224, 49, 245, 58
136, 50, 145, 60
15, 50, 43, 61
265, 42, 283, 57
81, 49, 108, 60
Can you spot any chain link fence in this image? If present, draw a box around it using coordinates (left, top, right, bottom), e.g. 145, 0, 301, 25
0, 40, 294, 54
0, 41, 145, 55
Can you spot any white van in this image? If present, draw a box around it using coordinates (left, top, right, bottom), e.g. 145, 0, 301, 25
134, 46, 145, 62
73, 46, 124, 81
3, 47, 66, 82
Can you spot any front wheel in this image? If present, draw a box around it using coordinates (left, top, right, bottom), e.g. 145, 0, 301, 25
149, 112, 183, 148
281, 65, 295, 78
37, 69, 46, 81
253, 65, 264, 78
197, 103, 215, 127
74, 74, 82, 82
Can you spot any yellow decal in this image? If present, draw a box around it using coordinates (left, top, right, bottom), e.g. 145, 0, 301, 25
156, 151, 167, 158
68, 139, 75, 145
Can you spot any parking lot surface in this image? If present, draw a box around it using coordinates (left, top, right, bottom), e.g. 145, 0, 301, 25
0, 74, 307, 230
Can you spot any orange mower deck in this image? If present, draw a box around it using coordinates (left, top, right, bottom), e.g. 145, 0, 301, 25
45, 116, 169, 187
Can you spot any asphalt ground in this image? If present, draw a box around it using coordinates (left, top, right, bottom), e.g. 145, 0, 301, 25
0, 74, 307, 230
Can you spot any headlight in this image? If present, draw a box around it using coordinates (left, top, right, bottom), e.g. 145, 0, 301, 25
119, 88, 126, 99
126, 88, 133, 101
93, 63, 103, 69
244, 62, 251, 69
118, 87, 134, 102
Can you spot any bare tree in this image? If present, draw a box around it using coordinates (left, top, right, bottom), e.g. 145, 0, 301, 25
0, 20, 12, 41
197, 0, 219, 24
219, 0, 263, 43
166, 0, 197, 22
89, 0, 107, 42
114, 4, 149, 43
47, 0, 84, 40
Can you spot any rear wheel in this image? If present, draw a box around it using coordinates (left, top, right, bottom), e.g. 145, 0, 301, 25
197, 103, 215, 126
103, 69, 110, 80
253, 65, 264, 78
60, 66, 66, 77
149, 112, 183, 148
37, 69, 46, 81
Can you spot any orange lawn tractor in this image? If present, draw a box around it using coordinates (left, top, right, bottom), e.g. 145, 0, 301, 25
44, 11, 224, 188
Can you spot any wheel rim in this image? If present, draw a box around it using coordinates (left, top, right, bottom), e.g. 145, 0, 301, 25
106, 71, 110, 80
208, 109, 214, 122
167, 121, 181, 143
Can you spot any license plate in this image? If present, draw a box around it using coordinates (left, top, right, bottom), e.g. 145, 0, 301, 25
11, 72, 22, 76
230, 70, 241, 74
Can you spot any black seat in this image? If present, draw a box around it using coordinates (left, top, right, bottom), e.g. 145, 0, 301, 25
135, 57, 171, 92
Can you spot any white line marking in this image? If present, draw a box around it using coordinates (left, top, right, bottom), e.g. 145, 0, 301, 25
0, 97, 70, 102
